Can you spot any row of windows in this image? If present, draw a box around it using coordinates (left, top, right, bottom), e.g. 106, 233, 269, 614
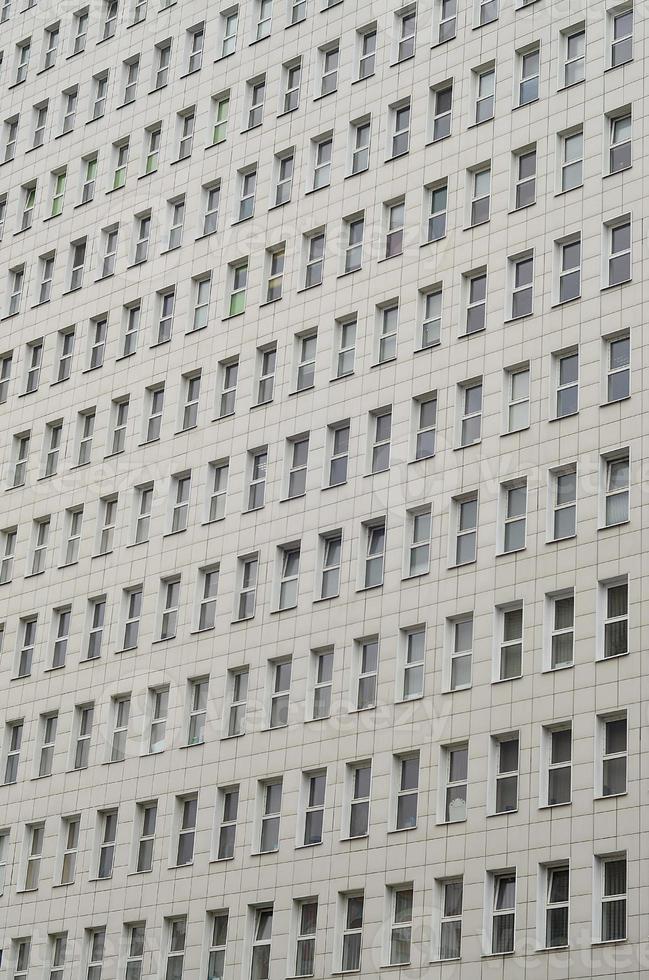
0, 567, 631, 771
0, 710, 631, 887
0, 849, 632, 980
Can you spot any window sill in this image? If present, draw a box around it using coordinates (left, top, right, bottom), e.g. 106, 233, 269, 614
151, 636, 176, 645
548, 534, 577, 544
188, 627, 215, 636
222, 310, 245, 321
542, 663, 574, 674
24, 570, 46, 579
501, 425, 530, 436
250, 849, 280, 857
481, 951, 516, 959
409, 454, 435, 465
369, 357, 397, 369
351, 72, 375, 85
601, 279, 632, 293
538, 801, 572, 810
591, 939, 628, 947
597, 519, 630, 531
356, 583, 384, 593
313, 593, 339, 603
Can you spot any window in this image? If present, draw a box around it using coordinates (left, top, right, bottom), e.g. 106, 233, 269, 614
454, 494, 478, 564
247, 449, 267, 511
72, 10, 88, 54
3, 116, 18, 163
509, 252, 534, 318
207, 460, 228, 522
370, 408, 391, 473
180, 373, 200, 431
396, 7, 416, 61
319, 531, 342, 598
56, 329, 74, 382
469, 165, 490, 226
133, 484, 153, 545
458, 380, 482, 446
259, 780, 282, 852
49, 933, 68, 980
442, 744, 468, 822
247, 77, 266, 129
124, 925, 145, 979
43, 26, 60, 69
256, 0, 272, 39
449, 616, 472, 691
147, 687, 167, 752
386, 887, 413, 966
554, 349, 579, 417
301, 770, 326, 846
598, 855, 627, 941
304, 231, 325, 289
355, 637, 378, 709
72, 705, 93, 770
24, 823, 44, 889
261, 244, 284, 303
207, 913, 229, 980
504, 364, 530, 433
177, 108, 195, 160
501, 481, 527, 553
341, 894, 364, 971
517, 44, 539, 105
550, 465, 577, 540
464, 270, 487, 333
605, 216, 632, 285
101, 0, 118, 38
603, 450, 629, 525
420, 287, 442, 348
91, 72, 109, 121
601, 578, 628, 659
328, 422, 350, 486
563, 25, 585, 86
221, 8, 238, 56
281, 60, 301, 113
236, 554, 258, 620
608, 109, 631, 173
350, 118, 371, 175
610, 5, 632, 67
155, 290, 174, 343
16, 617, 37, 678
97, 810, 117, 878
605, 332, 630, 402
186, 25, 204, 72
4, 721, 23, 784
51, 606, 70, 666
201, 183, 220, 237
490, 873, 516, 953
227, 260, 248, 316
312, 134, 333, 190
395, 754, 419, 829
544, 725, 572, 805
363, 519, 386, 588
100, 225, 119, 278
401, 626, 425, 699
237, 168, 257, 222
159, 577, 180, 639
437, 0, 456, 41
311, 648, 333, 719
166, 198, 185, 248
12, 433, 31, 488
513, 146, 536, 208
0, 528, 16, 584
348, 763, 371, 837
15, 40, 31, 84
293, 901, 318, 976
13, 940, 31, 980
426, 181, 447, 242
548, 591, 574, 668
216, 786, 239, 858
474, 65, 495, 123
557, 236, 581, 302
278, 548, 300, 610
164, 918, 187, 980
492, 734, 519, 813
287, 436, 308, 497
176, 796, 197, 865
384, 200, 404, 258
290, 0, 306, 25
560, 128, 583, 191
377, 303, 398, 363
269, 659, 291, 726
187, 679, 208, 745
20, 182, 37, 231
250, 907, 273, 979
540, 864, 570, 949
109, 399, 129, 455
152, 42, 171, 91
597, 713, 628, 798
110, 698, 130, 762
407, 507, 431, 576
122, 59, 139, 107
219, 360, 238, 417
197, 567, 219, 631
8, 266, 24, 317
319, 42, 339, 96
295, 332, 316, 390
226, 669, 248, 737
390, 100, 410, 157
333, 316, 356, 378
133, 0, 146, 21
341, 214, 363, 274
274, 151, 293, 206
438, 878, 463, 959
133, 215, 151, 265
51, 170, 66, 217
144, 125, 161, 174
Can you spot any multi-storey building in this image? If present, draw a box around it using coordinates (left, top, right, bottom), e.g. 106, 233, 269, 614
0, 0, 644, 976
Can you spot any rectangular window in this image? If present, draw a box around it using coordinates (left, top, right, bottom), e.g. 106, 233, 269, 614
608, 108, 632, 173
340, 893, 364, 971
431, 83, 452, 141
492, 734, 519, 813
311, 648, 333, 719
407, 507, 431, 576
370, 408, 391, 473
350, 117, 371, 175
24, 822, 44, 889
250, 907, 273, 979
390, 100, 410, 157
278, 548, 300, 611
187, 678, 208, 745
599, 713, 628, 797
377, 302, 398, 363
197, 566, 219, 631
246, 76, 266, 129
236, 554, 259, 620
327, 422, 350, 486
394, 754, 419, 830
207, 912, 229, 980
610, 5, 632, 67
500, 481, 527, 553
601, 578, 628, 658
354, 637, 378, 710
605, 216, 632, 285
474, 65, 495, 123
464, 270, 487, 334
73, 705, 93, 770
490, 873, 516, 953
175, 796, 197, 865
603, 450, 630, 525
304, 232, 325, 289
226, 668, 248, 737
247, 449, 268, 511
505, 364, 530, 432
544, 725, 572, 805
388, 886, 413, 966
269, 659, 291, 727
605, 332, 630, 403
541, 864, 570, 948
302, 770, 326, 846
97, 810, 117, 878
363, 519, 386, 588
517, 44, 539, 105
438, 878, 463, 959
110, 698, 130, 762
221, 8, 238, 57
558, 236, 581, 302
124, 925, 145, 980
259, 780, 282, 852
562, 25, 585, 86
554, 349, 579, 417
312, 134, 332, 189
437, 0, 456, 41
348, 763, 371, 837
159, 577, 180, 639
551, 465, 577, 540
442, 744, 468, 822
548, 591, 574, 669
4, 720, 23, 784
449, 616, 472, 691
458, 380, 482, 447
384, 199, 404, 258
560, 128, 583, 191
513, 145, 536, 208
319, 42, 339, 96
164, 918, 187, 980
218, 360, 238, 418
454, 494, 478, 565
598, 855, 627, 940
135, 802, 157, 872
469, 165, 490, 226
509, 252, 534, 318
296, 332, 317, 389
147, 687, 167, 753
216, 785, 239, 859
